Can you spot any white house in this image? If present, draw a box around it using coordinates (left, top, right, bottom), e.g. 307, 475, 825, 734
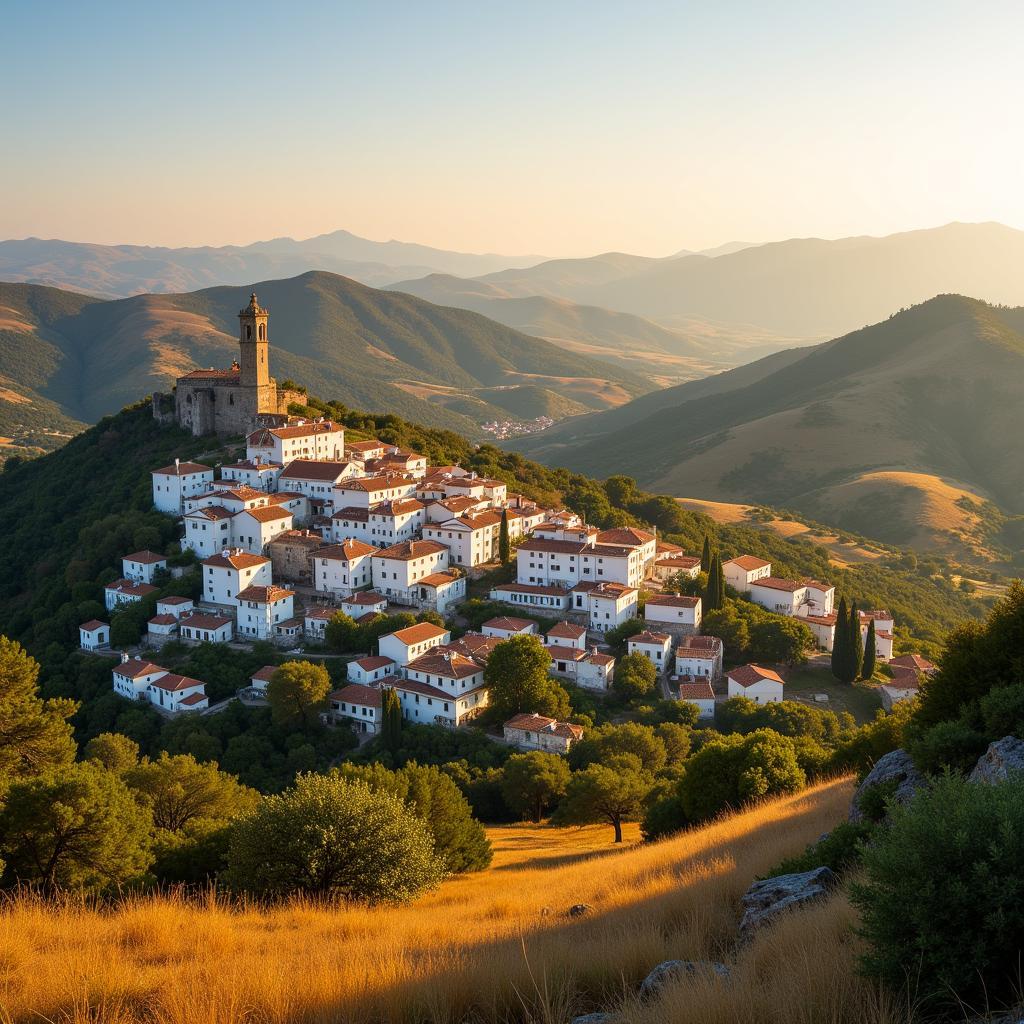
278, 460, 358, 503
235, 584, 296, 640
156, 596, 194, 618
722, 556, 772, 593
147, 673, 209, 713
104, 579, 157, 611
345, 439, 387, 463
339, 591, 389, 619
178, 611, 234, 643
595, 527, 657, 574
121, 550, 167, 584
220, 458, 282, 493
378, 622, 451, 667
879, 673, 922, 711
489, 582, 571, 612
545, 644, 615, 691
408, 569, 466, 615
516, 537, 592, 587
396, 649, 488, 727
79, 620, 109, 651
544, 621, 588, 650
201, 549, 272, 606
653, 553, 702, 581
151, 460, 214, 515
503, 712, 583, 754
182, 505, 235, 558
232, 506, 294, 554
303, 606, 335, 640
250, 665, 277, 692
146, 614, 179, 645
748, 577, 809, 617
644, 594, 702, 635
371, 540, 450, 602
677, 679, 716, 720
586, 582, 639, 632
674, 634, 724, 681
246, 420, 345, 464
800, 580, 836, 616
315, 539, 377, 597
481, 616, 538, 640
347, 655, 397, 685
331, 507, 372, 544
423, 509, 504, 567
727, 663, 784, 704
185, 485, 270, 516
368, 499, 425, 547
112, 656, 168, 700
333, 475, 417, 510
627, 630, 673, 672
329, 683, 383, 734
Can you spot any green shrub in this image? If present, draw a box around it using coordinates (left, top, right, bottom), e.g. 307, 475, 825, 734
851, 774, 1024, 1011
907, 719, 989, 775
764, 819, 875, 878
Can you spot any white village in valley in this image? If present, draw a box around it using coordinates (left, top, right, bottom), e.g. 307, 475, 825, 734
80, 297, 930, 748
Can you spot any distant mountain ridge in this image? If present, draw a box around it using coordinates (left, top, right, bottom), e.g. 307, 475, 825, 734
0, 271, 651, 448
511, 295, 1024, 558
0, 231, 549, 299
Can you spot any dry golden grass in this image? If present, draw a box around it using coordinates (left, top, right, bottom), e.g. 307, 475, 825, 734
0, 778, 903, 1024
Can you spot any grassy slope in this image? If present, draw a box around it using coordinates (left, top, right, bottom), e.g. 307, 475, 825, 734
516, 296, 1024, 558
0, 780, 892, 1024
0, 272, 651, 438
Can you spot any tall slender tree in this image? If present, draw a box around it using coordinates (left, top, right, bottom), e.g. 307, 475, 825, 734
498, 509, 511, 566
701, 535, 712, 572
861, 618, 877, 680
715, 552, 726, 609
704, 553, 723, 612
381, 688, 403, 753
831, 596, 849, 681
848, 601, 863, 682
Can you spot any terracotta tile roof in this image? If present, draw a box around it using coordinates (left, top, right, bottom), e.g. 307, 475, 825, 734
179, 613, 233, 630
223, 459, 282, 471
353, 655, 395, 671
105, 579, 158, 597
589, 581, 637, 598
890, 654, 936, 672
178, 691, 208, 706
388, 622, 449, 645
417, 570, 462, 588
238, 505, 293, 523
318, 539, 377, 560
268, 529, 325, 548
678, 681, 715, 700
152, 461, 211, 476
885, 669, 922, 689
346, 439, 385, 453
114, 659, 166, 679
546, 621, 587, 640
207, 486, 268, 502
149, 673, 206, 693
343, 591, 388, 605
646, 594, 699, 608
330, 683, 383, 708
406, 651, 482, 679
251, 665, 278, 682
147, 614, 178, 627
750, 576, 804, 593
585, 652, 615, 666
483, 616, 537, 633
124, 550, 166, 564
724, 555, 771, 572
236, 584, 294, 603
545, 644, 586, 662
158, 596, 193, 606
505, 712, 558, 731
656, 554, 701, 568
372, 498, 424, 516
517, 538, 593, 555
278, 460, 353, 482
187, 505, 235, 521
79, 619, 107, 631
304, 607, 335, 621
392, 676, 453, 700
202, 550, 269, 571
629, 630, 672, 645
374, 539, 448, 561
676, 635, 723, 656
447, 634, 501, 660
250, 421, 341, 441
596, 527, 655, 546
331, 506, 371, 522
729, 663, 784, 687
339, 475, 405, 492
493, 583, 570, 598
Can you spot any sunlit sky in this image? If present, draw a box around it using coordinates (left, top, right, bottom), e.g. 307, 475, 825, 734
3, 0, 1023, 257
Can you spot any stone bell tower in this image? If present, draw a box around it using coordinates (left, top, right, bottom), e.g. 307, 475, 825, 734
238, 292, 270, 389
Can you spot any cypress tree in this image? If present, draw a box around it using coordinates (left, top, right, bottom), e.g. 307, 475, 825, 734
862, 617, 877, 680
498, 508, 511, 566
704, 553, 723, 612
715, 552, 726, 609
848, 601, 863, 682
831, 596, 849, 681
701, 535, 712, 572
382, 688, 403, 752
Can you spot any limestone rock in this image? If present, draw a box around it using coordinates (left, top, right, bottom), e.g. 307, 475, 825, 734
849, 748, 926, 822
568, 903, 592, 918
638, 960, 731, 1000
969, 736, 1024, 785
738, 867, 838, 940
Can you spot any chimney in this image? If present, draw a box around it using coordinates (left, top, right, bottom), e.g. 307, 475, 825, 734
175, 457, 180, 470
121, 652, 129, 663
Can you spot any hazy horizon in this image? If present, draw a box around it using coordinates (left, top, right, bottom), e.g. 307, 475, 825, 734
4, 1, 1023, 255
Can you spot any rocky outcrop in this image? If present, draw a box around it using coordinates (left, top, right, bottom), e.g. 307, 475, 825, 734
969, 736, 1024, 785
638, 960, 730, 1000
738, 867, 838, 940
849, 748, 926, 822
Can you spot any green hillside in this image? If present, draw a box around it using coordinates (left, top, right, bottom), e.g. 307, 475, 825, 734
0, 272, 651, 442
511, 295, 1024, 561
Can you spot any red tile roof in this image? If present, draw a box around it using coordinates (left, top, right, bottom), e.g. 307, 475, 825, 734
724, 555, 771, 572
79, 619, 107, 631
482, 616, 537, 633
729, 663, 784, 687
279, 460, 353, 482
318, 539, 377, 560
388, 622, 449, 645
152, 461, 211, 476
374, 539, 448, 561
114, 659, 166, 679
202, 550, 269, 570
236, 584, 294, 603
123, 550, 166, 564
330, 683, 383, 708
678, 681, 715, 700
646, 594, 700, 608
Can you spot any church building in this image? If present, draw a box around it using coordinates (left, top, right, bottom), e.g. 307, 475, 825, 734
168, 293, 303, 436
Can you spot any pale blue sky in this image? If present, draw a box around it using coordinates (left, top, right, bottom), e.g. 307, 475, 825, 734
3, 0, 1022, 255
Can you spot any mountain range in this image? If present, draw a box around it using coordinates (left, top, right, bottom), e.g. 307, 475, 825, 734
0, 271, 652, 452
510, 295, 1024, 560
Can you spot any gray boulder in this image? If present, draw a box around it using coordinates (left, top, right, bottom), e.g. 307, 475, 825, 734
638, 960, 730, 1000
969, 736, 1024, 785
738, 867, 838, 940
568, 903, 592, 918
849, 748, 926, 822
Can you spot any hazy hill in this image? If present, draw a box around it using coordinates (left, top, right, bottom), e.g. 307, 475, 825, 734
466, 223, 1024, 338
388, 274, 806, 383
512, 295, 1024, 557
0, 230, 547, 299
0, 272, 650, 441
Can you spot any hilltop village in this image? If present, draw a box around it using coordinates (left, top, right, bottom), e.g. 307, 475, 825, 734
80, 298, 927, 746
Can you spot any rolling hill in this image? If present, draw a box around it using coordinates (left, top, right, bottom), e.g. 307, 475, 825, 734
0, 230, 547, 299
388, 274, 808, 383
0, 272, 651, 443
455, 222, 1024, 339
511, 295, 1024, 559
